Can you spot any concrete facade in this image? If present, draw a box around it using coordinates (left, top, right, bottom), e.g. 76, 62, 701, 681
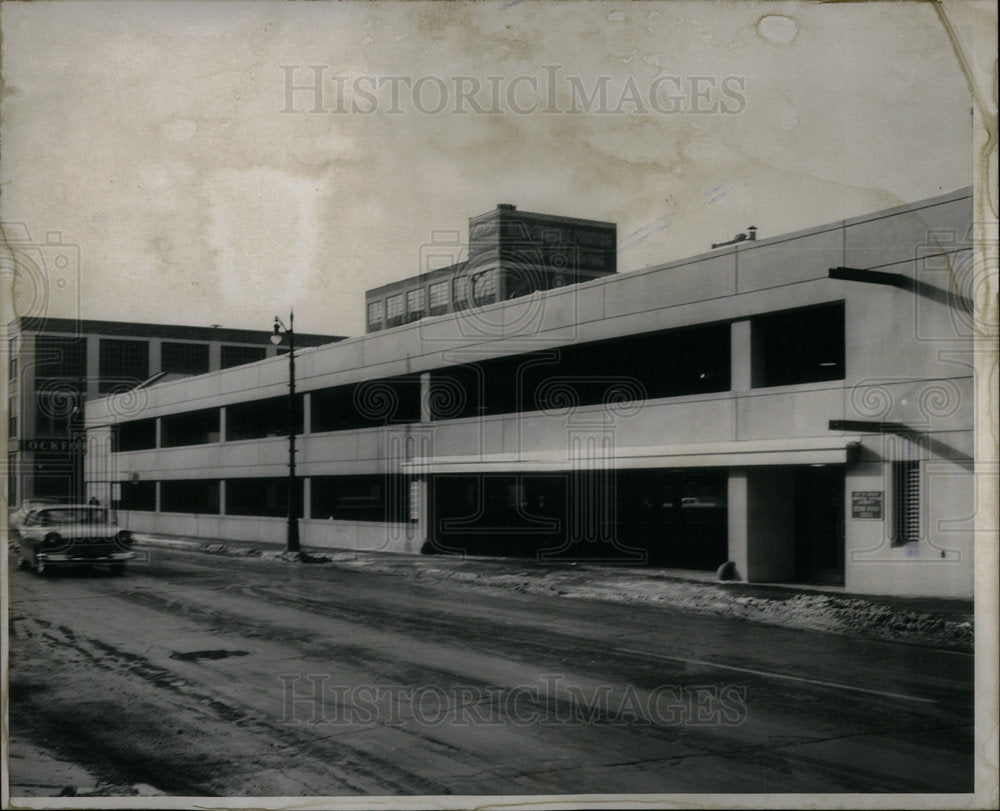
84, 188, 975, 598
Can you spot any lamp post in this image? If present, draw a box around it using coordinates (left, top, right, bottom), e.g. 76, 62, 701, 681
270, 311, 300, 555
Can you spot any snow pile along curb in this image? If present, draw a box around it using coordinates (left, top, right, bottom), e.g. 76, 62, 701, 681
133, 535, 972, 652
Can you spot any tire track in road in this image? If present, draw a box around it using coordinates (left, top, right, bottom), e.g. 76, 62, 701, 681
9, 552, 975, 795
106, 559, 973, 792
9, 614, 454, 796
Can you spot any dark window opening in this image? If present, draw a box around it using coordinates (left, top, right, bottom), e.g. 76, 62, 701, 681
161, 342, 209, 375
9, 337, 19, 382
226, 395, 303, 441
311, 377, 421, 433
226, 477, 303, 518
160, 479, 220, 514
161, 407, 220, 447
428, 322, 730, 420
8, 452, 17, 505
751, 301, 845, 388
120, 480, 156, 511
311, 474, 409, 522
221, 345, 267, 369
33, 383, 84, 436
116, 418, 157, 452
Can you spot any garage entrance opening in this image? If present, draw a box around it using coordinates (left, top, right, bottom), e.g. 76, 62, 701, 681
428, 469, 728, 570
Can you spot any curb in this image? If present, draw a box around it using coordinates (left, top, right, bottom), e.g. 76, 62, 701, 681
133, 534, 973, 653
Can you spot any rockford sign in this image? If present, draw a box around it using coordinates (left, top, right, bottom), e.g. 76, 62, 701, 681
21, 438, 86, 453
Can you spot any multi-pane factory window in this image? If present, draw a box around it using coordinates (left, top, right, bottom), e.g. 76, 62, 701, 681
161, 342, 209, 375
386, 294, 405, 326
99, 339, 149, 393
428, 281, 449, 314
893, 460, 920, 546
406, 288, 426, 320
34, 335, 87, 379
220, 345, 266, 369
367, 300, 384, 330
452, 275, 471, 310
472, 270, 497, 305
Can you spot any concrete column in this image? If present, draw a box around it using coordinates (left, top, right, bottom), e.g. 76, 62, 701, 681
302, 477, 311, 520
420, 372, 431, 422
155, 417, 162, 449
219, 479, 226, 516
154, 481, 161, 513
208, 341, 222, 372
415, 476, 429, 550
85, 334, 101, 401
730, 320, 752, 393
727, 469, 749, 580
303, 392, 311, 435
219, 406, 227, 443
148, 338, 161, 376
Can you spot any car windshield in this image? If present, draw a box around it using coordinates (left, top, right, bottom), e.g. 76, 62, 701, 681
39, 507, 109, 525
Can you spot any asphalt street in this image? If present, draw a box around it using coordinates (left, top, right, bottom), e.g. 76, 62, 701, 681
7, 545, 974, 798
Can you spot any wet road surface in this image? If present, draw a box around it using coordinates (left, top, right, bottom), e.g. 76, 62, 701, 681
7, 546, 974, 797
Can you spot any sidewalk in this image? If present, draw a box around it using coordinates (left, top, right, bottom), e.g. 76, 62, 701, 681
132, 533, 974, 653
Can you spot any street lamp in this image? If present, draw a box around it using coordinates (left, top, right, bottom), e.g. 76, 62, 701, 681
270, 311, 300, 555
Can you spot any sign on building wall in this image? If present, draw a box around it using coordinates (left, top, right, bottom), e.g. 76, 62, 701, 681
851, 491, 883, 519
21, 438, 86, 453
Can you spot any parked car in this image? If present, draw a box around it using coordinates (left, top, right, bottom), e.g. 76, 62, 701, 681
8, 498, 63, 536
13, 504, 134, 575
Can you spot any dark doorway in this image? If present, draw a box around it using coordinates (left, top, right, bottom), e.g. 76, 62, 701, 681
793, 465, 845, 585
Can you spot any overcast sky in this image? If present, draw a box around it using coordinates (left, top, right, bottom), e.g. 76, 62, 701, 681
0, 0, 980, 338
